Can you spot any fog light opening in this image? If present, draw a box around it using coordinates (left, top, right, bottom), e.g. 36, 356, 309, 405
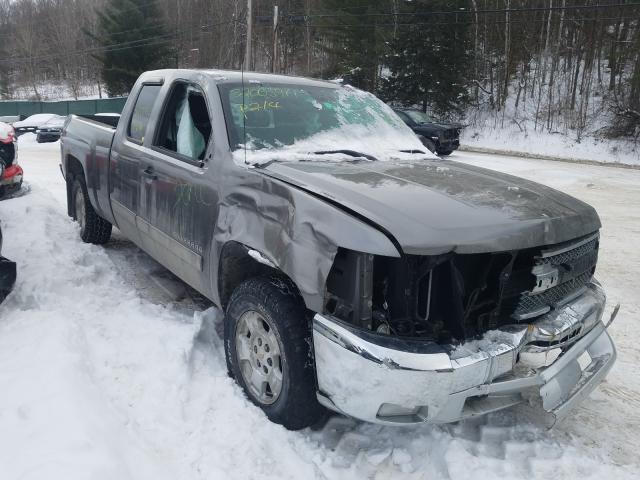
376, 403, 429, 423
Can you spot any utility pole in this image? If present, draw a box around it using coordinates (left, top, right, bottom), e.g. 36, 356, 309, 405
272, 5, 279, 73
244, 0, 253, 71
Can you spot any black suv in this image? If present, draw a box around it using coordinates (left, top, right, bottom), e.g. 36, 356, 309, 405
394, 108, 461, 156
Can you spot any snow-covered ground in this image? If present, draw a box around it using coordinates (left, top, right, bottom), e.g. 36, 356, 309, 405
460, 78, 640, 167
6, 82, 103, 101
0, 135, 639, 479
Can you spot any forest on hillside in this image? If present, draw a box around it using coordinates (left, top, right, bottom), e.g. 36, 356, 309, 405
0, 0, 638, 139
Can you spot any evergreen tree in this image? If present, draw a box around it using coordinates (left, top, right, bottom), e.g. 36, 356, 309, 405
378, 1, 472, 118
318, 0, 388, 92
91, 0, 172, 96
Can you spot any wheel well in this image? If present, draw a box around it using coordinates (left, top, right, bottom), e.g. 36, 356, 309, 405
218, 241, 298, 310
66, 155, 84, 179
65, 155, 84, 217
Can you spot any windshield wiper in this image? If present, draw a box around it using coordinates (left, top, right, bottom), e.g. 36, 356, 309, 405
313, 149, 378, 161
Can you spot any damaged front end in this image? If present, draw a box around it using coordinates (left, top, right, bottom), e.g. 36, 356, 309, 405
313, 232, 616, 425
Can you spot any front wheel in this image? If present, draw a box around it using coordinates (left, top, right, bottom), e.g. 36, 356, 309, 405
224, 276, 325, 430
437, 149, 454, 156
71, 177, 112, 244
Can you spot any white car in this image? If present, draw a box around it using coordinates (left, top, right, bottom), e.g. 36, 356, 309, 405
13, 114, 64, 136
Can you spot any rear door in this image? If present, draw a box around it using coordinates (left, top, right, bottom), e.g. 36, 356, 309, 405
110, 83, 162, 244
137, 79, 218, 292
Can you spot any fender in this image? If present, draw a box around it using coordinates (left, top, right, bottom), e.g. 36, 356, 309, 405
211, 174, 400, 313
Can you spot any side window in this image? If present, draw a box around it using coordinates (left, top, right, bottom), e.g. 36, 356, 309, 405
128, 84, 162, 142
155, 82, 212, 161
395, 111, 411, 124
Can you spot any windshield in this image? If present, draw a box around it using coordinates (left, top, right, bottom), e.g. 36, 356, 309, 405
405, 110, 436, 124
218, 82, 430, 164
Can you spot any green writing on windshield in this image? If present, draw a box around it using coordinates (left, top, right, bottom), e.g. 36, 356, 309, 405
239, 101, 281, 117
230, 87, 306, 100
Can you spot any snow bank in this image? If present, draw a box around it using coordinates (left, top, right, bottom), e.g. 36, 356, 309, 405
461, 73, 640, 167
462, 125, 640, 166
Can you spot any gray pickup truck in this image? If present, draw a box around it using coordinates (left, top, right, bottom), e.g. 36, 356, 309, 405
60, 69, 616, 430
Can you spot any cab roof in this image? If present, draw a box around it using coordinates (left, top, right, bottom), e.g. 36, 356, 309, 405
142, 69, 341, 89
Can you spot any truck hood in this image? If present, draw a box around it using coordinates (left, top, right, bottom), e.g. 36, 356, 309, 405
261, 159, 601, 255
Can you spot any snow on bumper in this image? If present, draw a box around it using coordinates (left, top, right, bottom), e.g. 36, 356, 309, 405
313, 281, 616, 425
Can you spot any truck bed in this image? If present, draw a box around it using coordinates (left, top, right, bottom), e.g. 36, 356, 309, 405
77, 114, 120, 129
61, 115, 118, 223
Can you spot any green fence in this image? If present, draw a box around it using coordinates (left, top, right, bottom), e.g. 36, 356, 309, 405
0, 97, 128, 117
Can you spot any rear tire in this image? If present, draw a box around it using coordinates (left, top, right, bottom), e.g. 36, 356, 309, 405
71, 177, 112, 244
438, 150, 453, 156
224, 275, 325, 430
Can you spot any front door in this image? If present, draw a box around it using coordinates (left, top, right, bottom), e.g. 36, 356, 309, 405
137, 81, 218, 293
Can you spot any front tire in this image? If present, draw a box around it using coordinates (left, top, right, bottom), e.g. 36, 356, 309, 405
417, 135, 436, 153
71, 177, 112, 244
224, 276, 325, 430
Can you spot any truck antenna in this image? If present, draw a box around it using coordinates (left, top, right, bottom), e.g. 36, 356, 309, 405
242, 58, 247, 166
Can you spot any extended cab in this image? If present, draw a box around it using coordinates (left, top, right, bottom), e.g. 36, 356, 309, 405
60, 69, 616, 429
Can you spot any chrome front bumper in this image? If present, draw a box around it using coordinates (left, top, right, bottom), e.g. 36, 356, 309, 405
313, 282, 616, 425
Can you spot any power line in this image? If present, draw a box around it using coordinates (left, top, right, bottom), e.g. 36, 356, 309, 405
287, 2, 640, 19
0, 0, 227, 40
2, 20, 237, 65
0, 17, 169, 41
291, 15, 639, 29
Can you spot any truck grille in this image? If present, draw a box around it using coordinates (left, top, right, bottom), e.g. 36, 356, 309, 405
538, 236, 598, 266
509, 234, 599, 321
512, 270, 593, 318
443, 129, 458, 140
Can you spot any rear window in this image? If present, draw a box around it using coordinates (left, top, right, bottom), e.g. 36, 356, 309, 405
128, 84, 161, 142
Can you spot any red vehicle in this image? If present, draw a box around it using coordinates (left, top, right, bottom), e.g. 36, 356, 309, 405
0, 122, 23, 198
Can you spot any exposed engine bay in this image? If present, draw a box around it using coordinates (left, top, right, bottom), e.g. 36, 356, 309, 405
324, 232, 599, 343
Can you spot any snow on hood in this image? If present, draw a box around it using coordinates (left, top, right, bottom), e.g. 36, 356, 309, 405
12, 114, 62, 128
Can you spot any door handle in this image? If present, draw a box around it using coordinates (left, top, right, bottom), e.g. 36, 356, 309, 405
143, 166, 158, 181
